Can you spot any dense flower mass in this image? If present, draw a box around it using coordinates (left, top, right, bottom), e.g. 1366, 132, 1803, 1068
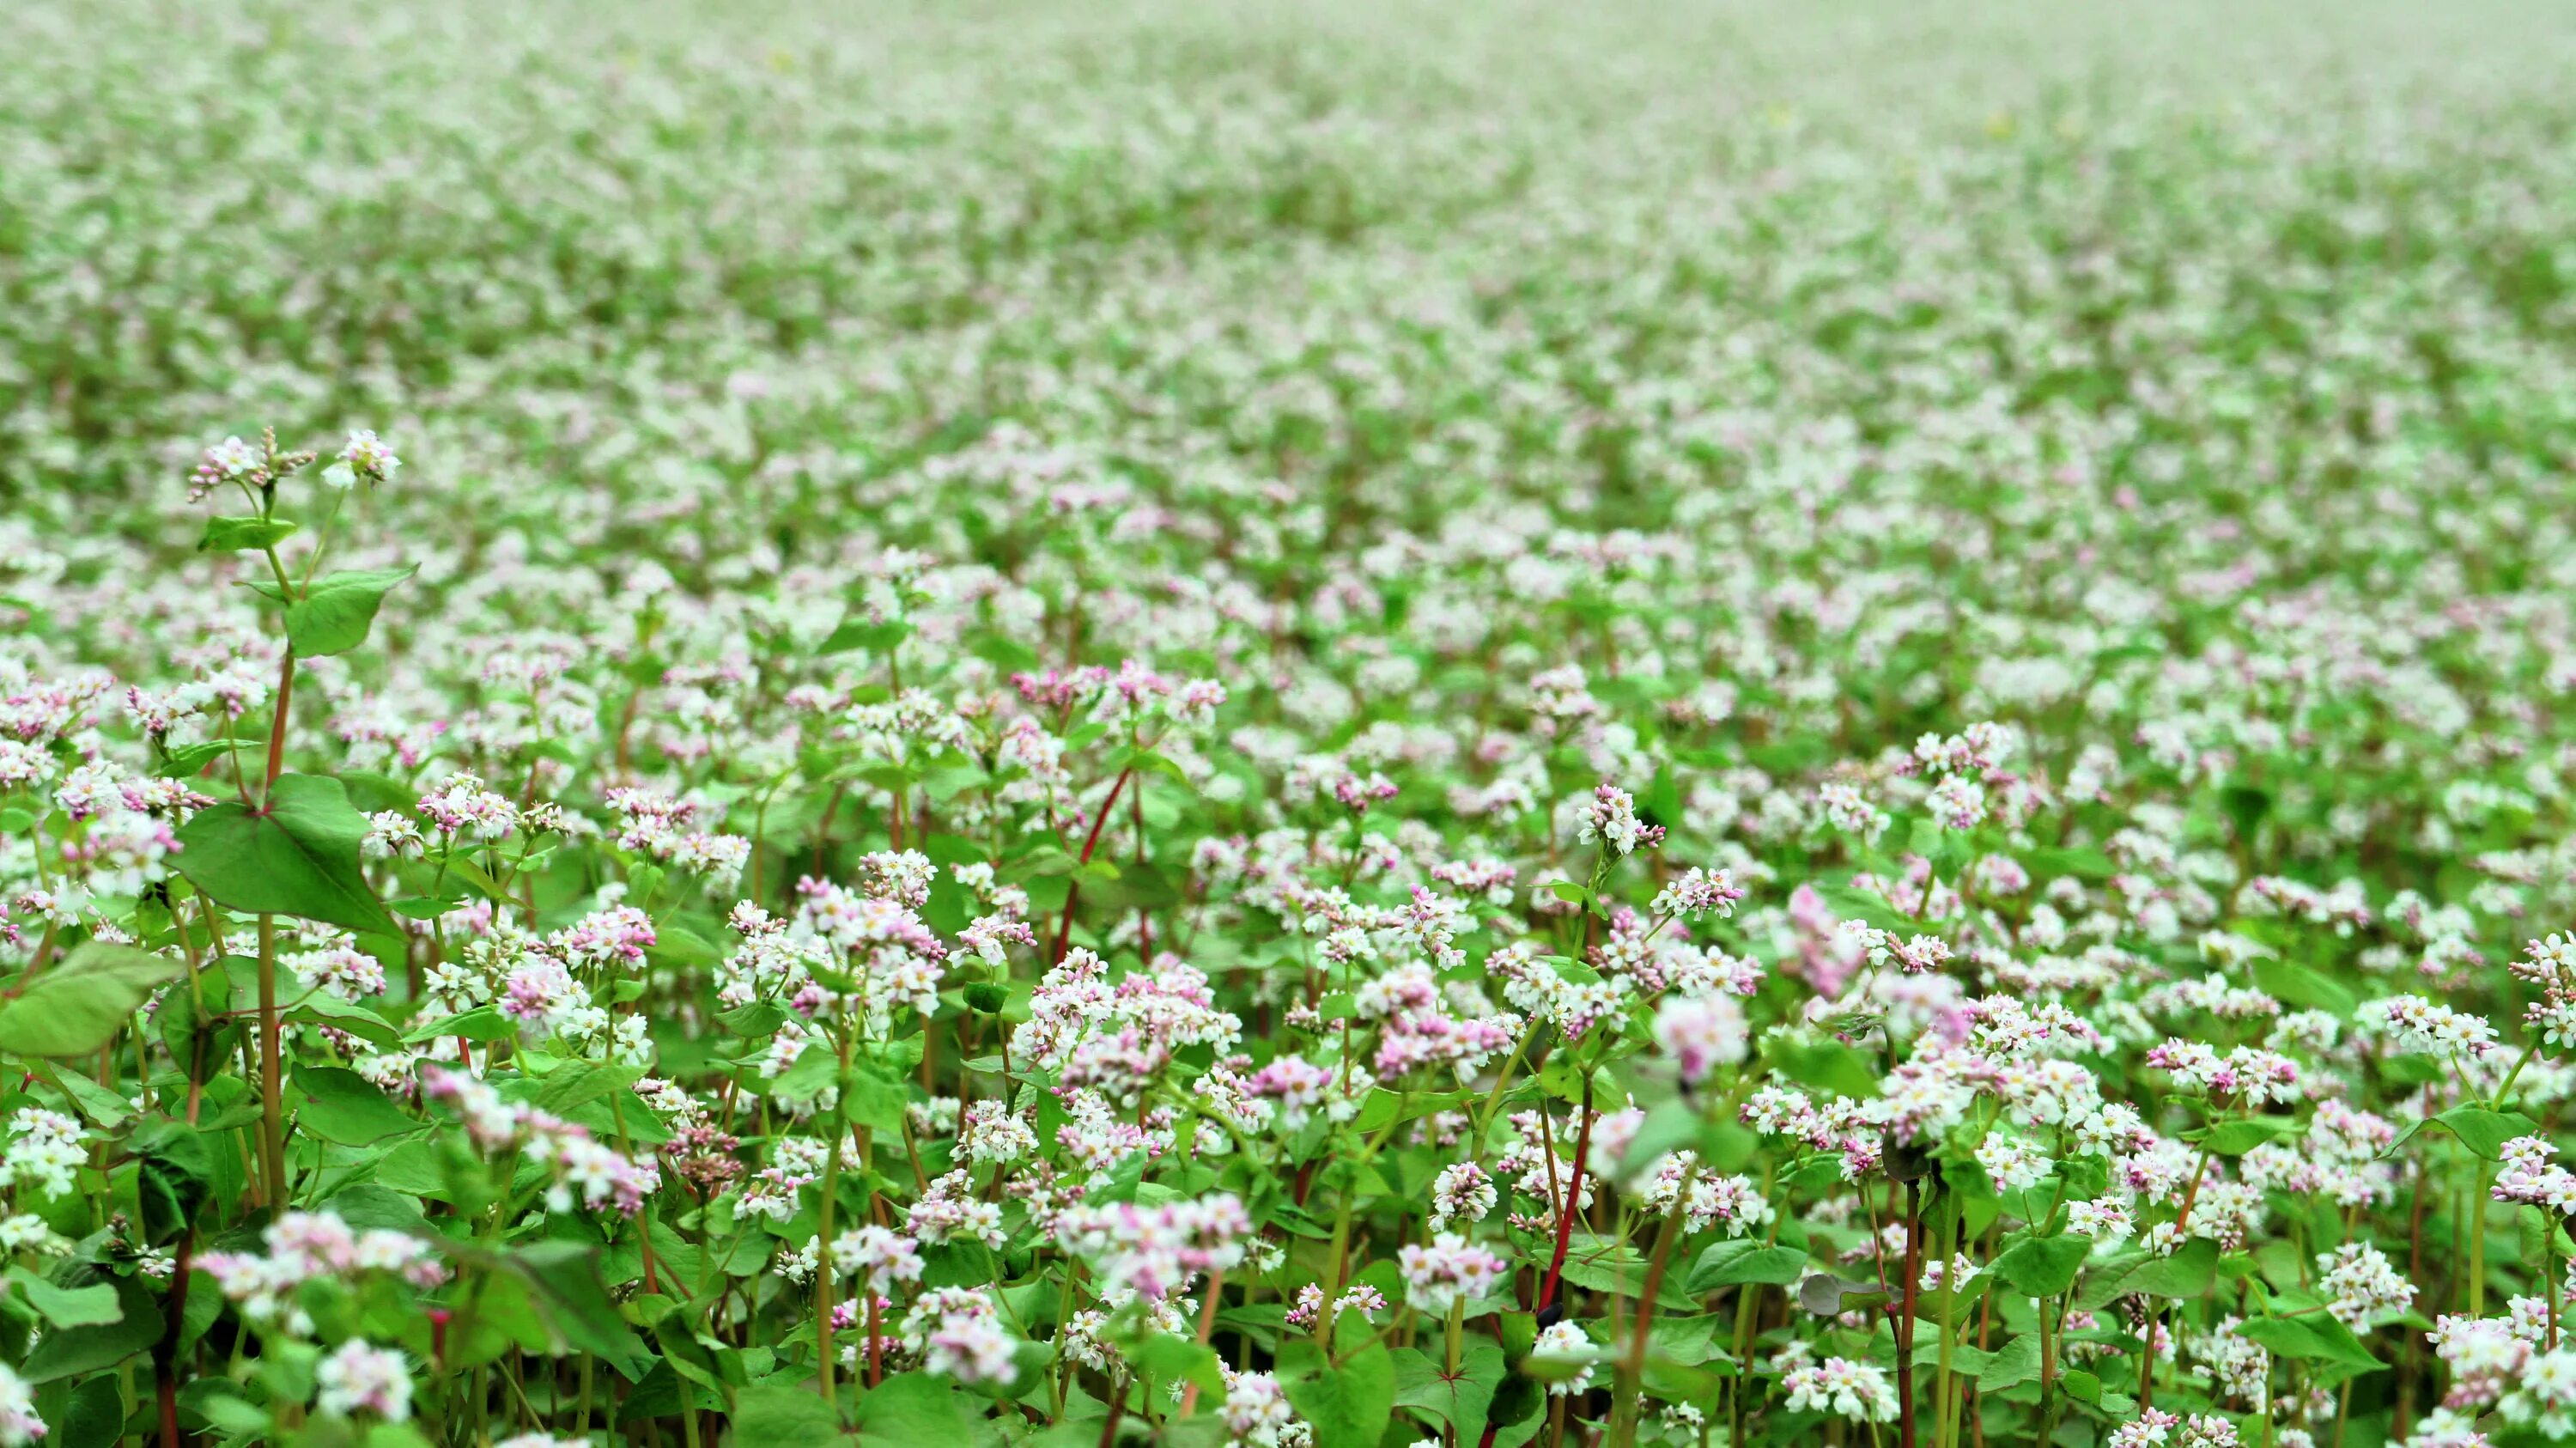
4, 0, 2576, 1445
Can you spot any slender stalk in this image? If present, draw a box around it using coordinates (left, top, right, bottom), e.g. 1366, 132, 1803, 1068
1177, 1268, 1226, 1417
1050, 764, 1135, 962
817, 1127, 842, 1408
255, 914, 287, 1206
1536, 1075, 1595, 1313
1610, 1171, 1693, 1446
2470, 1161, 2494, 1317
1898, 1180, 1923, 1448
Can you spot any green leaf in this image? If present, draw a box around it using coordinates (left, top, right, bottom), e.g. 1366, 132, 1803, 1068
43, 1061, 137, 1126
281, 565, 417, 656
2019, 845, 2116, 883
1684, 1238, 1811, 1293
292, 1065, 425, 1146
1990, 1233, 2092, 1298
508, 1241, 653, 1380
1352, 1088, 1473, 1137
1976, 1333, 2043, 1391
654, 1317, 725, 1392
2237, 1312, 2385, 1381
1389, 1341, 1504, 1433
404, 1007, 514, 1045
17, 1276, 161, 1381
851, 1371, 973, 1438
285, 991, 401, 1048
154, 741, 234, 779
178, 1380, 270, 1438
2199, 1116, 2300, 1156
2252, 958, 2357, 1017
1760, 1034, 1880, 1099
840, 1065, 909, 1134
5, 1267, 122, 1328
319, 1183, 429, 1234
2433, 1106, 2543, 1161
535, 1061, 648, 1116
175, 774, 398, 936
1131, 1334, 1226, 1394
133, 1116, 220, 1244
1279, 1338, 1395, 1448
2119, 1238, 2220, 1299
819, 616, 914, 655
197, 515, 299, 553
0, 942, 180, 1057
769, 1046, 835, 1102
1814, 880, 1914, 933
726, 1383, 842, 1444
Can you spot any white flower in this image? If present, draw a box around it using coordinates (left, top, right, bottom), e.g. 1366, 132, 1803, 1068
316, 1340, 412, 1421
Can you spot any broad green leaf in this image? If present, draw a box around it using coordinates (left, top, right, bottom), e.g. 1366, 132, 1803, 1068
175, 774, 398, 936
1389, 1341, 1504, 1433
0, 942, 180, 1057
1976, 1333, 2043, 1391
319, 1182, 430, 1234
510, 1241, 654, 1380
132, 1116, 220, 1244
2432, 1106, 2543, 1161
2199, 1116, 2300, 1156
1279, 1337, 1395, 1448
197, 515, 299, 552
2120, 1238, 2220, 1299
4, 1267, 122, 1328
404, 1006, 514, 1044
851, 1371, 974, 1438
1131, 1333, 1226, 1394
2237, 1312, 2384, 1382
42, 1061, 137, 1125
18, 1276, 161, 1381
726, 1383, 841, 1444
285, 990, 402, 1047
819, 616, 914, 655
1684, 1238, 1811, 1293
535, 1060, 649, 1115
293, 1065, 425, 1145
281, 565, 416, 655
1814, 880, 1914, 932
1990, 1232, 2091, 1298
840, 1064, 909, 1133
58, 1377, 126, 1448
1761, 1032, 1881, 1099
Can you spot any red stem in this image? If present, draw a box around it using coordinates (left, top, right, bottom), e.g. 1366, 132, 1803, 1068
1049, 764, 1133, 962
155, 1229, 196, 1448
264, 648, 295, 792
1536, 1076, 1594, 1312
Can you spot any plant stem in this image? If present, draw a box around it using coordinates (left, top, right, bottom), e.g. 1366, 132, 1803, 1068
1898, 1180, 1923, 1448
1050, 764, 1134, 962
255, 914, 287, 1206
1610, 1171, 1693, 1447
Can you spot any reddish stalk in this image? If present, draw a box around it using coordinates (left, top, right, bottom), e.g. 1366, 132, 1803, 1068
264, 648, 295, 792
155, 1228, 196, 1448
1049, 764, 1133, 962
1536, 1077, 1594, 1312
1176, 1269, 1226, 1417
1898, 1180, 1923, 1448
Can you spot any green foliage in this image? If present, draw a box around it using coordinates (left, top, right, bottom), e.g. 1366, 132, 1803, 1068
0, 943, 180, 1057
175, 774, 397, 935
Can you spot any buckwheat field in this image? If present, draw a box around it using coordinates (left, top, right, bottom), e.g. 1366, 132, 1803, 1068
7, 1, 2576, 1446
